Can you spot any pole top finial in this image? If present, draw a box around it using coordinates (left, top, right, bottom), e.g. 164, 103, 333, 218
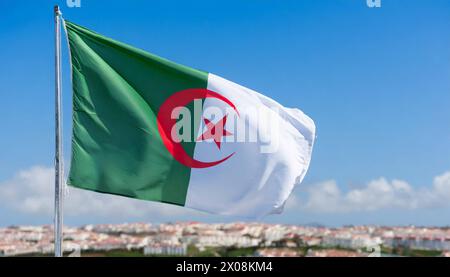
54, 5, 62, 17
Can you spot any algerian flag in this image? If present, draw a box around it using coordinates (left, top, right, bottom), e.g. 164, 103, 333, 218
64, 21, 315, 218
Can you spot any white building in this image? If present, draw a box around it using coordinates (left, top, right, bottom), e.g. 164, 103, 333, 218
143, 243, 187, 256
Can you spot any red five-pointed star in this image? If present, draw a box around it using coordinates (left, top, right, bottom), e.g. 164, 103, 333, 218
197, 115, 233, 149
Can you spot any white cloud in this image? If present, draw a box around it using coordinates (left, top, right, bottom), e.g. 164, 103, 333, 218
284, 193, 300, 211
2, 166, 450, 218
298, 172, 450, 213
0, 166, 200, 219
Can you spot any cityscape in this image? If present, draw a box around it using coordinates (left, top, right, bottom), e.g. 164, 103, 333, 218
1, 222, 450, 257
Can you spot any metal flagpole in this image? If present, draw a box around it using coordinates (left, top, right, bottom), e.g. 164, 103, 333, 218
54, 5, 64, 258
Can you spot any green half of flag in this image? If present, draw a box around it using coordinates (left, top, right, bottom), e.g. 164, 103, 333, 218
65, 21, 207, 206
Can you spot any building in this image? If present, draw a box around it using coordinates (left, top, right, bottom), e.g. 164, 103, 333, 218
143, 243, 187, 256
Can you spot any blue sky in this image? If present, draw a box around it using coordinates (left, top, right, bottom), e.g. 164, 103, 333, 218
0, 0, 449, 227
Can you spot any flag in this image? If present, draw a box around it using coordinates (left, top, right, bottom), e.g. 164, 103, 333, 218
64, 21, 316, 218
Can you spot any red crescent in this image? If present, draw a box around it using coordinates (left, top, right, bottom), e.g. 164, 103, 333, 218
157, 88, 238, 169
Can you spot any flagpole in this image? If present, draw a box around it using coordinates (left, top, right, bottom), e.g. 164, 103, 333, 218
54, 5, 64, 258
